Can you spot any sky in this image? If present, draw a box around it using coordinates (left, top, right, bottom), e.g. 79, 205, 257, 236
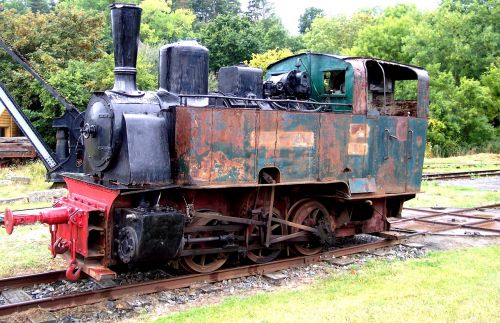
241, 0, 441, 35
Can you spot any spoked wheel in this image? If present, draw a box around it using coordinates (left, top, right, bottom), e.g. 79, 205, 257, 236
181, 212, 229, 273
246, 207, 286, 264
289, 199, 330, 256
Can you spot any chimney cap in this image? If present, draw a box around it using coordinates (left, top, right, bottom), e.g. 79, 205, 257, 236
109, 3, 142, 10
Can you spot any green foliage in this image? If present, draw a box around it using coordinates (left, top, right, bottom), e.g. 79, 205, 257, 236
27, 0, 49, 12
200, 14, 260, 71
246, 0, 273, 22
298, 6, 324, 34
1, 0, 28, 13
0, 6, 108, 145
406, 0, 499, 80
427, 69, 496, 156
190, 0, 240, 22
140, 0, 197, 44
480, 58, 500, 129
303, 10, 376, 54
350, 4, 420, 62
37, 56, 114, 113
57, 0, 141, 12
245, 48, 293, 72
255, 16, 303, 52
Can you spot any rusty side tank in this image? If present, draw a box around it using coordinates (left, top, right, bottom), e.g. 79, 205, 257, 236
174, 53, 429, 197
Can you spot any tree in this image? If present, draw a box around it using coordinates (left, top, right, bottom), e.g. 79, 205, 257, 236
27, 0, 49, 12
0, 7, 108, 144
245, 48, 293, 72
303, 10, 376, 54
57, 0, 141, 12
405, 0, 499, 81
246, 0, 273, 21
200, 14, 260, 71
140, 0, 197, 44
255, 16, 303, 52
172, 0, 191, 9
1, 0, 28, 12
426, 67, 496, 156
191, 0, 240, 22
350, 4, 420, 63
480, 59, 500, 128
298, 7, 323, 34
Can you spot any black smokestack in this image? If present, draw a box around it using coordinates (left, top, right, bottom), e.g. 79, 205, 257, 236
110, 3, 142, 94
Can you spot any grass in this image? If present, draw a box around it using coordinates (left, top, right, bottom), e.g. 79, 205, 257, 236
423, 153, 500, 173
0, 161, 62, 277
153, 246, 500, 323
0, 224, 66, 277
0, 161, 52, 199
406, 180, 499, 208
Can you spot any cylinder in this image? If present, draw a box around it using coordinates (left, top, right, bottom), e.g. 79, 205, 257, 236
110, 3, 142, 94
159, 40, 209, 96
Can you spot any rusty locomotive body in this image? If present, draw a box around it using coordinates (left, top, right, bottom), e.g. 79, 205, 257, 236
4, 4, 428, 280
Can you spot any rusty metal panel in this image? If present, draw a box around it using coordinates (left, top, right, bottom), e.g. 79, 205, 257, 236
349, 60, 367, 115
415, 69, 430, 118
319, 114, 349, 181
175, 107, 213, 184
273, 112, 319, 181
255, 110, 278, 173
210, 108, 256, 184
371, 116, 408, 193
345, 114, 370, 179
175, 106, 424, 192
348, 178, 377, 193
406, 118, 427, 192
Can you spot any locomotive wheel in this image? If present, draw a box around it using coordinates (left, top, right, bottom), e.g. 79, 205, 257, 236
289, 199, 330, 256
246, 207, 285, 264
181, 212, 229, 273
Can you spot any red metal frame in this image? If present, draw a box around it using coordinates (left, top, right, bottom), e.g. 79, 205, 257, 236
4, 176, 120, 280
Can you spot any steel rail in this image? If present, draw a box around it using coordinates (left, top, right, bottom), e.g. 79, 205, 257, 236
422, 169, 500, 181
0, 239, 399, 317
0, 271, 68, 290
402, 203, 500, 219
394, 204, 500, 236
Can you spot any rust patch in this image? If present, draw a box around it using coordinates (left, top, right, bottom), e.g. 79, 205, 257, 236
395, 117, 408, 141
189, 154, 211, 182
348, 123, 369, 155
416, 135, 423, 147
376, 157, 399, 193
319, 114, 349, 179
348, 143, 368, 155
253, 131, 315, 149
211, 151, 246, 182
350, 60, 367, 115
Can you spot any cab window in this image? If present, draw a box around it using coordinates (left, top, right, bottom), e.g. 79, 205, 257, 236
323, 70, 346, 95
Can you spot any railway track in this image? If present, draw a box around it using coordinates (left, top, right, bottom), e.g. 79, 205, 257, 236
2, 204, 499, 317
422, 169, 500, 181
0, 239, 399, 317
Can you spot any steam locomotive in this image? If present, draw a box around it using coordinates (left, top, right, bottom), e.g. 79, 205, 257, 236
3, 3, 428, 280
